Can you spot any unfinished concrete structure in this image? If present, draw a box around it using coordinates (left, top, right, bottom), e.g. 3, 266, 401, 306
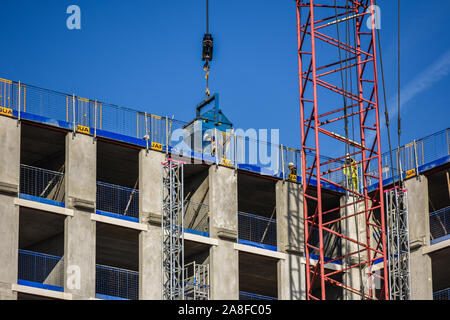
0, 77, 449, 300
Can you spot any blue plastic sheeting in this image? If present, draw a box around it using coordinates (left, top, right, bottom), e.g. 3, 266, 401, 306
19, 193, 65, 208
95, 210, 139, 223
185, 228, 210, 238
238, 239, 277, 252
17, 279, 64, 292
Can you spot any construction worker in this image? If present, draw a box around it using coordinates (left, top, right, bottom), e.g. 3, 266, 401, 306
288, 162, 297, 176
343, 155, 359, 191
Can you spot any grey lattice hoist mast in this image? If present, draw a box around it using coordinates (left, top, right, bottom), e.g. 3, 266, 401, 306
161, 159, 185, 300
385, 186, 411, 300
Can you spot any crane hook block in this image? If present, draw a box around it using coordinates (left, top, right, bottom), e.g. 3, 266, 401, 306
202, 33, 214, 62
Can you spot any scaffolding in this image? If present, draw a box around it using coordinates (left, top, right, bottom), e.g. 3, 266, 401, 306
385, 187, 411, 300
184, 262, 210, 300
161, 159, 185, 300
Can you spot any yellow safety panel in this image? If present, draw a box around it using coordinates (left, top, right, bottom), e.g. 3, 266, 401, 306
0, 107, 13, 117
288, 174, 298, 182
151, 142, 163, 151
77, 125, 90, 135
406, 168, 416, 179
221, 158, 232, 167
0, 78, 12, 84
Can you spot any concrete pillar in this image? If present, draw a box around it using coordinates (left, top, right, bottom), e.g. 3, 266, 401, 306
139, 149, 165, 300
209, 165, 239, 300
340, 195, 368, 300
64, 132, 96, 299
276, 180, 305, 300
405, 175, 433, 300
0, 116, 20, 300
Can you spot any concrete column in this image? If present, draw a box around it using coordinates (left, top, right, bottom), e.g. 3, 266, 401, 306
0, 116, 20, 300
276, 180, 305, 300
340, 195, 368, 300
64, 132, 96, 299
209, 165, 239, 300
405, 175, 433, 300
139, 149, 165, 300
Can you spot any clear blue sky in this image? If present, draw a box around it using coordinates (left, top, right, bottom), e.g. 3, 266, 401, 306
0, 0, 449, 153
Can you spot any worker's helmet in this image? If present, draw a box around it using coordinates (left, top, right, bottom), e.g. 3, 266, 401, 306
289, 162, 294, 167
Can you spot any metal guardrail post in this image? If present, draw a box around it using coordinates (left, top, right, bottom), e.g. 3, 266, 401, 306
215, 128, 218, 166
234, 131, 237, 171
94, 100, 97, 139
281, 144, 285, 181
413, 140, 420, 177
144, 112, 149, 153
72, 94, 76, 135
166, 116, 169, 155
18, 81, 21, 123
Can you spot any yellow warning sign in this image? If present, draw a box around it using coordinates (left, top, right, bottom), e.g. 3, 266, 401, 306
0, 107, 13, 117
288, 174, 298, 182
406, 168, 416, 179
77, 125, 90, 135
151, 142, 163, 151
221, 158, 232, 167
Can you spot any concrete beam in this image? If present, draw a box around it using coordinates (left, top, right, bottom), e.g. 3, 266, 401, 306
12, 283, 73, 300
138, 149, 165, 299
14, 198, 74, 216
91, 213, 148, 231
64, 132, 96, 299
0, 116, 20, 300
234, 243, 286, 260
209, 165, 239, 300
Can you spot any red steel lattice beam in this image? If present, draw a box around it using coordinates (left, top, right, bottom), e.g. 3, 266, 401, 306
296, 0, 389, 300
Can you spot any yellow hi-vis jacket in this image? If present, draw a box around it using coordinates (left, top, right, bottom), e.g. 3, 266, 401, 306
343, 158, 358, 190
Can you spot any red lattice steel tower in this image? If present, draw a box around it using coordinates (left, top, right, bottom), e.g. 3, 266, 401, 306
296, 0, 389, 300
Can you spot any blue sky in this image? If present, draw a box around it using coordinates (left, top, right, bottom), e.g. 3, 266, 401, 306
0, 0, 449, 154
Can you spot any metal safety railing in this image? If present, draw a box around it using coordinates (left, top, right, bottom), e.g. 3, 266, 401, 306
184, 200, 209, 235
96, 181, 139, 219
95, 264, 139, 300
238, 211, 277, 248
239, 291, 277, 300
433, 288, 450, 300
4, 78, 450, 189
377, 128, 450, 183
20, 164, 65, 204
430, 206, 450, 245
18, 249, 64, 290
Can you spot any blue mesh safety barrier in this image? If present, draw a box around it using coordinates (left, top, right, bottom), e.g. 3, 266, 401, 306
96, 181, 139, 219
433, 288, 450, 300
238, 211, 277, 248
95, 264, 139, 300
18, 249, 64, 290
430, 206, 450, 245
239, 291, 277, 300
20, 164, 65, 204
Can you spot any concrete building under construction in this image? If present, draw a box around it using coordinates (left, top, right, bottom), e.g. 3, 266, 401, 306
0, 75, 448, 300
0, 1, 449, 301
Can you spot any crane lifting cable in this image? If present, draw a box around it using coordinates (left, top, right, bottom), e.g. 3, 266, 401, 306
202, 0, 214, 97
